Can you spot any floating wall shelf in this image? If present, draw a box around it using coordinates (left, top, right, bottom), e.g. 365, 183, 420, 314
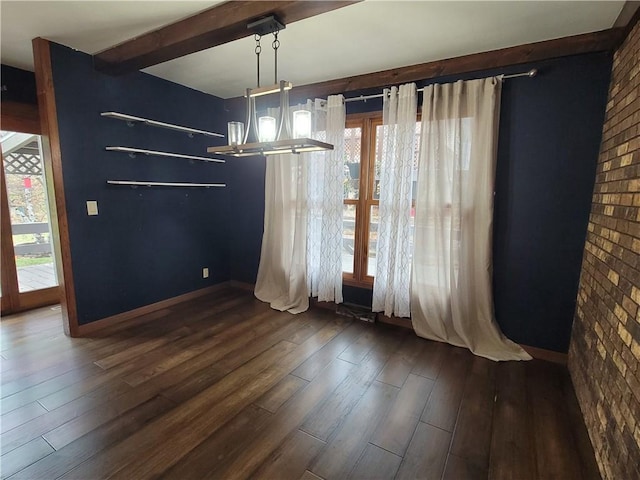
106, 146, 225, 163
107, 180, 226, 188
101, 112, 224, 138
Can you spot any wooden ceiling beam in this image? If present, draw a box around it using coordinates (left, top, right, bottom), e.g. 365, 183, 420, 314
282, 28, 624, 104
93, 0, 361, 75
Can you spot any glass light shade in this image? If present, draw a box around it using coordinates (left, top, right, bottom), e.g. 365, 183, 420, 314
227, 121, 244, 146
293, 110, 312, 139
258, 116, 277, 142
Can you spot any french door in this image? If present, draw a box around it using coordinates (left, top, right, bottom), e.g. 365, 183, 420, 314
1, 109, 59, 314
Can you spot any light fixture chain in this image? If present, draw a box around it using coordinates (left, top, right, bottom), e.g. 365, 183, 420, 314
272, 30, 280, 85
254, 33, 261, 87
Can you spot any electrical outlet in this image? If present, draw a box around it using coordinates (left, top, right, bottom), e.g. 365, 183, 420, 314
202, 267, 209, 278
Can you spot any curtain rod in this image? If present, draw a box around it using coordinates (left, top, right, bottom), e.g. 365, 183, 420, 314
343, 68, 538, 104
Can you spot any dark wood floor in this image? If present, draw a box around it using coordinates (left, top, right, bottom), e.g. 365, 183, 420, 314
0, 287, 600, 480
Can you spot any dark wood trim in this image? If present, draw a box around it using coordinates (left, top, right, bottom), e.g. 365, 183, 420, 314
613, 1, 640, 28
32, 37, 78, 336
376, 313, 412, 330
521, 344, 568, 365
283, 28, 624, 103
94, 1, 361, 75
15, 286, 60, 312
342, 277, 373, 289
0, 160, 20, 314
229, 280, 255, 292
616, 1, 640, 48
76, 282, 231, 336
0, 101, 40, 134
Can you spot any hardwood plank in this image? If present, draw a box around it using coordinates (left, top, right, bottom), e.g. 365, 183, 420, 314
60, 340, 297, 479
376, 334, 426, 387
561, 375, 602, 480
338, 328, 377, 364
254, 374, 309, 413
292, 321, 365, 381
0, 292, 604, 480
527, 360, 584, 480
76, 283, 235, 336
0, 401, 47, 432
12, 395, 175, 480
211, 358, 354, 480
309, 380, 398, 480
395, 422, 451, 480
94, 326, 192, 369
1, 364, 104, 414
159, 313, 306, 403
300, 327, 404, 441
42, 310, 305, 450
94, 1, 361, 74
38, 376, 132, 412
120, 303, 284, 386
442, 453, 488, 480
449, 355, 496, 471
0, 436, 54, 478
300, 471, 324, 480
159, 404, 273, 480
420, 348, 472, 432
250, 429, 325, 479
40, 383, 170, 451
1, 376, 132, 453
488, 362, 537, 480
411, 340, 447, 380
1, 345, 98, 387
369, 373, 434, 456
60, 322, 347, 479
348, 443, 402, 480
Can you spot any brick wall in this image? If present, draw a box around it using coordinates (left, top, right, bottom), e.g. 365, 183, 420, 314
568, 19, 640, 480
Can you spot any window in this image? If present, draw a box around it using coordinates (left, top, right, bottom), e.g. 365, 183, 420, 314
342, 113, 421, 287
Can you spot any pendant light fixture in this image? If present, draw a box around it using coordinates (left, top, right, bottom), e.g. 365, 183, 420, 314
208, 15, 333, 157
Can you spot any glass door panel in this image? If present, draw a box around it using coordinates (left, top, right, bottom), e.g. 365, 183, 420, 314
343, 204, 356, 274
1, 131, 58, 293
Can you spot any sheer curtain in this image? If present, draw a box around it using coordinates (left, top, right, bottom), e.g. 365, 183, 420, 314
255, 95, 345, 313
307, 96, 345, 303
372, 83, 418, 318
411, 77, 530, 361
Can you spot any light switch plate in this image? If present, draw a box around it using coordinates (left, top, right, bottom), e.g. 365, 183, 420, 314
202, 267, 209, 278
86, 200, 98, 216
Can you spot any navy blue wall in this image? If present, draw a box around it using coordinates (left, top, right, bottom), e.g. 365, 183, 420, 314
227, 154, 266, 283
1, 64, 37, 104
227, 52, 612, 352
50, 43, 230, 325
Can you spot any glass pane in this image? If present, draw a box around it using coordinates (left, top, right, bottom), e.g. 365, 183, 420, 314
343, 204, 356, 273
343, 127, 361, 200
1, 131, 58, 292
367, 205, 379, 277
374, 122, 421, 201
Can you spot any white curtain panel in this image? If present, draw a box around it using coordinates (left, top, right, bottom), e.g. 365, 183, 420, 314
307, 96, 346, 303
372, 83, 418, 318
254, 151, 309, 314
255, 96, 345, 313
411, 77, 530, 361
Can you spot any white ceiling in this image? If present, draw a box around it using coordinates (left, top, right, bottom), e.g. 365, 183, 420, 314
1, 1, 625, 99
